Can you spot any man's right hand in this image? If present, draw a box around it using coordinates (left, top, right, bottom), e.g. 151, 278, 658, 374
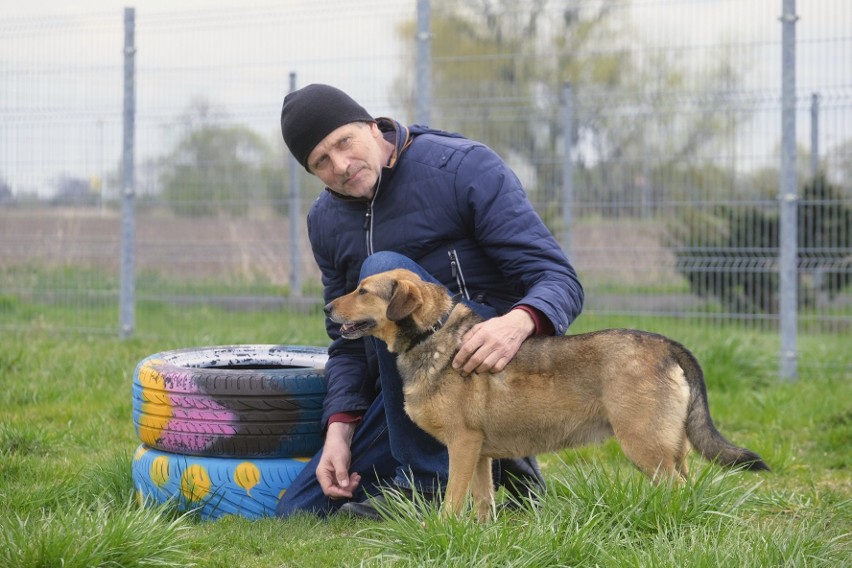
316, 421, 361, 499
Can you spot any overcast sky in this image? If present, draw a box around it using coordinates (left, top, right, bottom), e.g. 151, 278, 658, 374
5, 0, 244, 17
2, 1, 849, 195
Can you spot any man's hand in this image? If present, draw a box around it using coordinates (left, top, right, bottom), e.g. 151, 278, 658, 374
452, 308, 535, 375
316, 421, 361, 499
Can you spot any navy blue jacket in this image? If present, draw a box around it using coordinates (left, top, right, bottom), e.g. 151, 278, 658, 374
307, 118, 584, 428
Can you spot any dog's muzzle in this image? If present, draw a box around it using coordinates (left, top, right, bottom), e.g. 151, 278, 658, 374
324, 302, 375, 339
337, 319, 375, 339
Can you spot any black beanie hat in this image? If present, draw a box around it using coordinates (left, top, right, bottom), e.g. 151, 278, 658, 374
280, 84, 374, 171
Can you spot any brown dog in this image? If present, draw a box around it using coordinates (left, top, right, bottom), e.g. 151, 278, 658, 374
325, 269, 768, 520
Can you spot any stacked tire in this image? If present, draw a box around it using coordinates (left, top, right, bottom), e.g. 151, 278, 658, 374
131, 345, 327, 520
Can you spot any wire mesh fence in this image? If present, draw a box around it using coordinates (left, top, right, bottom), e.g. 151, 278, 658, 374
1, 0, 849, 376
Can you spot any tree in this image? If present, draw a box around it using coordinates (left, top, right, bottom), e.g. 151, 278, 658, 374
158, 98, 283, 217
668, 175, 852, 314
0, 177, 11, 204
394, 0, 746, 226
799, 175, 852, 303
826, 138, 852, 190
52, 175, 97, 206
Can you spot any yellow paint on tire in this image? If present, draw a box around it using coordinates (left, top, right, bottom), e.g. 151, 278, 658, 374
150, 455, 170, 487
234, 462, 261, 496
180, 464, 211, 502
136, 360, 173, 446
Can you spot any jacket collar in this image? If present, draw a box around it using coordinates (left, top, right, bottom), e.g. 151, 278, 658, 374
377, 117, 413, 169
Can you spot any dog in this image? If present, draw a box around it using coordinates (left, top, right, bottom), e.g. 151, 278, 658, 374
325, 269, 769, 520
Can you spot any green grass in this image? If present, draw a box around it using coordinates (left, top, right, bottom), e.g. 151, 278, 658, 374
357, 464, 848, 567
0, 304, 849, 567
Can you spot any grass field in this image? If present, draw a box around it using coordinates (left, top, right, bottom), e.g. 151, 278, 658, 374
0, 304, 850, 567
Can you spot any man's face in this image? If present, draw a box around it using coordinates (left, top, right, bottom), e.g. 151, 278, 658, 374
306, 122, 387, 199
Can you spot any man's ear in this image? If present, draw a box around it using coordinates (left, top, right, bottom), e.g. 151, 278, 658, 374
386, 279, 422, 321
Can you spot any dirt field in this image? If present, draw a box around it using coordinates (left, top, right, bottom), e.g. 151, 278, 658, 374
0, 207, 319, 286
0, 207, 677, 289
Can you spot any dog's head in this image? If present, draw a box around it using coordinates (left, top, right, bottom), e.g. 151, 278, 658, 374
324, 269, 453, 352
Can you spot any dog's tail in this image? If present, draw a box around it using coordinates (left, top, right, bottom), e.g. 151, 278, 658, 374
672, 342, 770, 472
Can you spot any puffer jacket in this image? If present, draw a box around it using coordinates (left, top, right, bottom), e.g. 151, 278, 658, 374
307, 118, 584, 428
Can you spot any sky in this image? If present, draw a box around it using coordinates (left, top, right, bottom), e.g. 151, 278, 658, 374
1, 0, 850, 196
2, 0, 408, 195
4, 0, 254, 17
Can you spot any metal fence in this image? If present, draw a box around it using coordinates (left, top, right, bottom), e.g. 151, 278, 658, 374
1, 0, 850, 378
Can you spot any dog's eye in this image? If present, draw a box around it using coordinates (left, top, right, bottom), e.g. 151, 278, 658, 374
358, 288, 368, 295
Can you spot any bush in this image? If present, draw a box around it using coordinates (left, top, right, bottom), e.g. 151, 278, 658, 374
668, 176, 852, 314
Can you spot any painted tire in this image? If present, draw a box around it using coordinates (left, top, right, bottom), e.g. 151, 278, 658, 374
132, 345, 328, 458
132, 444, 308, 520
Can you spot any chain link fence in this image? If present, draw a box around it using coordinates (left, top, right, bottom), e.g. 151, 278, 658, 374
1, 0, 850, 376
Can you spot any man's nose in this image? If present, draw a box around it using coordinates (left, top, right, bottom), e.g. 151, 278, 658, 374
329, 152, 348, 175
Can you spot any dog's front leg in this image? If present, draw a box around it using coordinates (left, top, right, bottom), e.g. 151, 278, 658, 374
470, 455, 494, 522
443, 432, 484, 518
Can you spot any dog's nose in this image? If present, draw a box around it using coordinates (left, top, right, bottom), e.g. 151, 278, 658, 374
323, 303, 333, 316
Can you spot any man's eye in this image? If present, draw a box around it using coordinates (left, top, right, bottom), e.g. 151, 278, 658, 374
338, 137, 351, 148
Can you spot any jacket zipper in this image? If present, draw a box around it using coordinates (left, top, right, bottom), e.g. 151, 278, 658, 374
363, 205, 374, 255
448, 249, 470, 300
364, 171, 381, 256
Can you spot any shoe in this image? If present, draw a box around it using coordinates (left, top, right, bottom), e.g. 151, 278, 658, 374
336, 487, 435, 521
497, 456, 546, 502
336, 495, 387, 521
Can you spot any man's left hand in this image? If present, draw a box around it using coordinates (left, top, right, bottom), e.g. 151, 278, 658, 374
452, 309, 535, 375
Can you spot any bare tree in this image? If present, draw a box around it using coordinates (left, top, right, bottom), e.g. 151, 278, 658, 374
394, 0, 747, 223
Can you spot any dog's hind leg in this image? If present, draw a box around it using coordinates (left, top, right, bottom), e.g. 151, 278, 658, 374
470, 455, 494, 522
611, 416, 688, 483
443, 432, 484, 518
675, 439, 690, 478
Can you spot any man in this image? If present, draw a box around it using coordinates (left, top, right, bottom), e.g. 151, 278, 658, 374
276, 84, 584, 519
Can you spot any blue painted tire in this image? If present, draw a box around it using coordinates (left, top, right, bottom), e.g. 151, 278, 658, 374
132, 445, 308, 520
132, 345, 328, 458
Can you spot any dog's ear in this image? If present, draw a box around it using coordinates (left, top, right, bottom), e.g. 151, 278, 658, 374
386, 278, 422, 321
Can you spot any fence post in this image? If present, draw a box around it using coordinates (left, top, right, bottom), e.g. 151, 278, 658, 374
288, 72, 302, 297
120, 6, 136, 339
415, 0, 431, 125
779, 0, 798, 380
561, 82, 574, 256
810, 92, 820, 179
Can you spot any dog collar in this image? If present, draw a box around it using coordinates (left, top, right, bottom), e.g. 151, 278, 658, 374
404, 295, 462, 351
